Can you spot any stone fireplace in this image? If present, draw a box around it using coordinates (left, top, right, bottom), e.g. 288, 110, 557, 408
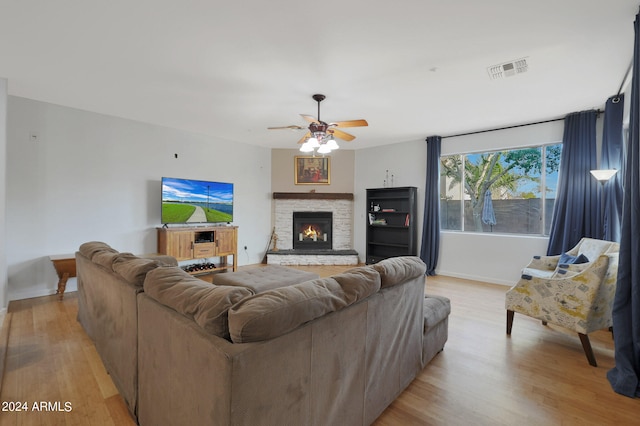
268, 192, 359, 265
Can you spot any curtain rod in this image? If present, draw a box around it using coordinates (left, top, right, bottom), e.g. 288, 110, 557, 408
616, 61, 632, 98
441, 109, 603, 139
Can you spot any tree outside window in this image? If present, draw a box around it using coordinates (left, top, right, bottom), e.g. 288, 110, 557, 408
440, 144, 562, 235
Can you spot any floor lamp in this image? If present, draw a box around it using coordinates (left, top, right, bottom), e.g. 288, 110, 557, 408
590, 169, 618, 239
590, 169, 618, 184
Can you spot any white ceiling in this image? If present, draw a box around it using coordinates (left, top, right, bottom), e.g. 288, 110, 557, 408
0, 1, 638, 150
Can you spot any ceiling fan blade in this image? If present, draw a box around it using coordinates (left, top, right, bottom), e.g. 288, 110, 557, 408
297, 132, 311, 144
301, 114, 319, 124
330, 119, 368, 128
330, 128, 356, 142
267, 125, 306, 130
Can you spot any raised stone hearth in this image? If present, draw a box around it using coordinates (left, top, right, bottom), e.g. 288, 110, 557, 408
266, 249, 359, 266
269, 192, 358, 265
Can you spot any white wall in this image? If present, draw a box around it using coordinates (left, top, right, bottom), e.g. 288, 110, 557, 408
271, 148, 355, 193
354, 139, 427, 265
0, 79, 7, 311
6, 96, 272, 301
355, 120, 569, 286
436, 121, 564, 285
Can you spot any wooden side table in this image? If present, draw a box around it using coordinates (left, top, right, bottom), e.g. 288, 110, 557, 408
49, 254, 76, 300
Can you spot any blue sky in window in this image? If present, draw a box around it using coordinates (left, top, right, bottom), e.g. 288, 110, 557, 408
465, 145, 560, 198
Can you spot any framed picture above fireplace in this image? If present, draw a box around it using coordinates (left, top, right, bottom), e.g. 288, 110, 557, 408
295, 156, 330, 185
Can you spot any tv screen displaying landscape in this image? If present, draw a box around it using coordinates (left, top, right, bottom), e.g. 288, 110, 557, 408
161, 177, 233, 224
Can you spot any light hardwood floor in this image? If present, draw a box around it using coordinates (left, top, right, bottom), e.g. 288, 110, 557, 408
1, 266, 638, 425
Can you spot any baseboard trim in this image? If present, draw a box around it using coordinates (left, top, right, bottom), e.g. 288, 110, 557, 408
8, 281, 77, 302
434, 270, 513, 287
0, 310, 12, 395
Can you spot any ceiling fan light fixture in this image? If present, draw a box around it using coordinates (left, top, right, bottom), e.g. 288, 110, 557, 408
317, 144, 332, 154
326, 138, 339, 150
267, 94, 367, 149
299, 142, 314, 152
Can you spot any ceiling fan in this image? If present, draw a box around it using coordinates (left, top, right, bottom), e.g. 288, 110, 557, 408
268, 94, 368, 153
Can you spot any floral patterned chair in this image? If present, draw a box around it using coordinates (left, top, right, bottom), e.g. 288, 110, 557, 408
505, 238, 619, 366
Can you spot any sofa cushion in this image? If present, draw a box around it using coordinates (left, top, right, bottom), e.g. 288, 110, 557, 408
210, 265, 319, 293
521, 268, 556, 279
78, 241, 117, 259
92, 250, 120, 269
576, 238, 617, 262
423, 294, 451, 329
333, 266, 382, 303
144, 266, 253, 338
112, 253, 163, 287
228, 266, 381, 343
372, 256, 426, 288
143, 254, 178, 267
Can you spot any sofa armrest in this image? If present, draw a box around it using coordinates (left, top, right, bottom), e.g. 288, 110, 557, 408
557, 262, 591, 275
524, 254, 561, 272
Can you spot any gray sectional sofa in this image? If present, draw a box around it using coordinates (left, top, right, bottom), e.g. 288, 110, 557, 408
76, 242, 178, 417
76, 241, 451, 425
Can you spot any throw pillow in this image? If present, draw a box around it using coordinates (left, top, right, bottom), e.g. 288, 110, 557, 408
559, 252, 589, 265
371, 256, 426, 288
112, 253, 162, 287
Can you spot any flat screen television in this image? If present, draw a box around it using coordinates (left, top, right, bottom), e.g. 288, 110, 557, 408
161, 177, 234, 224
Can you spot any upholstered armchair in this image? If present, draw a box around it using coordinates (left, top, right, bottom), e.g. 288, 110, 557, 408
505, 238, 619, 366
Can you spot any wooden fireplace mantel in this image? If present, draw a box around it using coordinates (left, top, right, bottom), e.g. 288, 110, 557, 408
272, 192, 354, 200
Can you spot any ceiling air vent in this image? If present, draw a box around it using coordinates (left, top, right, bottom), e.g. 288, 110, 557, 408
487, 58, 528, 80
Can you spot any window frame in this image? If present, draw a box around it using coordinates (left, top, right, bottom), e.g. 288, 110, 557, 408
439, 142, 561, 236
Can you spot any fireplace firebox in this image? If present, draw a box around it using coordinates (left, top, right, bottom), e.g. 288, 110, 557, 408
293, 211, 332, 250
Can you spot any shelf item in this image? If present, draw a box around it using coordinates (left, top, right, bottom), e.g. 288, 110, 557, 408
157, 226, 238, 272
182, 262, 218, 275
366, 187, 417, 264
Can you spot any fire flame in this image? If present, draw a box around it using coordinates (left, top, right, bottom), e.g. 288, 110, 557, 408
303, 225, 319, 239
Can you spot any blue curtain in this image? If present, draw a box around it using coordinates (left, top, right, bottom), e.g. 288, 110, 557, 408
420, 136, 441, 275
601, 94, 625, 242
607, 13, 640, 399
546, 110, 600, 255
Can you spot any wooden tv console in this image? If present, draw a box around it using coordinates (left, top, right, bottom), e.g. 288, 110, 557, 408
157, 226, 238, 274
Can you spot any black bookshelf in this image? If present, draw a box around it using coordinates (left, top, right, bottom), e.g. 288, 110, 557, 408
366, 187, 418, 264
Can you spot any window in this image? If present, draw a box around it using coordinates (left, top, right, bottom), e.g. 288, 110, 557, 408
440, 144, 562, 235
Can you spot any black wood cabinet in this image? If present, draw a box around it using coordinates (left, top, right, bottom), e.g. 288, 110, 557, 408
366, 186, 418, 264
